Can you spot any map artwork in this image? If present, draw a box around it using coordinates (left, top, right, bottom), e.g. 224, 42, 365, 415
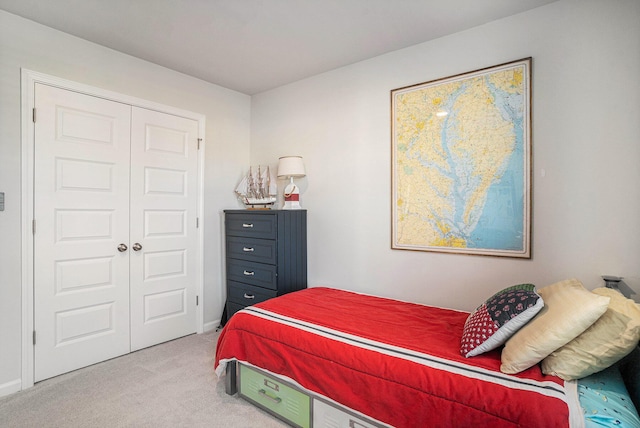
391, 58, 531, 258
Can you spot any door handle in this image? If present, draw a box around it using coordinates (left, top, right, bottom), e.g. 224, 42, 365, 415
132, 243, 142, 251
117, 243, 128, 252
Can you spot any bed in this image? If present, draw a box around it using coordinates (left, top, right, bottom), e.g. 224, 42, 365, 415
215, 286, 640, 427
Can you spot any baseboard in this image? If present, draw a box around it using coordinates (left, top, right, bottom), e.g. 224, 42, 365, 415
204, 319, 221, 332
0, 378, 22, 398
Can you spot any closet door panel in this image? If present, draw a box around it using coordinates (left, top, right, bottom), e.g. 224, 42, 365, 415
129, 107, 199, 351
33, 84, 132, 381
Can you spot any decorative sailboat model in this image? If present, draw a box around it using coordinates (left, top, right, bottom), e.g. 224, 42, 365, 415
235, 165, 277, 209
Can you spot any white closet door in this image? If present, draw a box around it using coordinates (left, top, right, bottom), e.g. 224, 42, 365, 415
129, 107, 199, 351
34, 84, 132, 381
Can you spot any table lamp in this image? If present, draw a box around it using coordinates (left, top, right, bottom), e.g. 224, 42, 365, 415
277, 156, 306, 209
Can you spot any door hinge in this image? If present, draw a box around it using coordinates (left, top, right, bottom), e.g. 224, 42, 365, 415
33, 331, 36, 345
196, 217, 199, 228
196, 296, 199, 306
32, 108, 36, 123
197, 138, 202, 150
32, 219, 36, 234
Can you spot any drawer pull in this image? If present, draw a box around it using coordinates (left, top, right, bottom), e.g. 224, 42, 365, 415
243, 270, 255, 276
258, 389, 282, 404
243, 293, 255, 300
349, 420, 369, 428
242, 223, 254, 228
242, 247, 255, 252
263, 378, 280, 392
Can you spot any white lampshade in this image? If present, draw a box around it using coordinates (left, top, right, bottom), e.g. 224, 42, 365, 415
277, 156, 306, 178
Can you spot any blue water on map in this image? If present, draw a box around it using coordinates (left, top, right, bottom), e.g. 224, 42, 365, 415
467, 78, 525, 251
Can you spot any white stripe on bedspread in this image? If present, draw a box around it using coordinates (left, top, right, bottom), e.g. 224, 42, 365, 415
244, 307, 569, 402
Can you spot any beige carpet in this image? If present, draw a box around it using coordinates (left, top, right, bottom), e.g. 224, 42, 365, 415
0, 330, 287, 427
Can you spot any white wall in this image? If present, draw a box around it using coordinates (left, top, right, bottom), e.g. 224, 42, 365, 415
251, 0, 640, 308
0, 10, 250, 395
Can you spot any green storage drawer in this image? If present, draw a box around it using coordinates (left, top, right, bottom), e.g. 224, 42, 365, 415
238, 364, 311, 428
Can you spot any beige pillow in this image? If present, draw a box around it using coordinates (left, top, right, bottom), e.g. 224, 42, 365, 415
500, 279, 610, 374
541, 287, 640, 380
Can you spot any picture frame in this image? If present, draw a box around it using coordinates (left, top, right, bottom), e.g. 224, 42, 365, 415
391, 58, 531, 258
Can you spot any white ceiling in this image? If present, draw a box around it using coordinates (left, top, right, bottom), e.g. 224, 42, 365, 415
0, 0, 556, 94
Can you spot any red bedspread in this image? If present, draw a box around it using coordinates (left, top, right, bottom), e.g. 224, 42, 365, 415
215, 287, 575, 427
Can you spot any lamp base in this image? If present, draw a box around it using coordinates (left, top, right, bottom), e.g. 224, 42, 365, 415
283, 182, 302, 210
282, 200, 302, 210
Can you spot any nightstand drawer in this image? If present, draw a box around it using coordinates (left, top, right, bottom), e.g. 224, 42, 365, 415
228, 281, 277, 306
227, 259, 277, 290
239, 364, 310, 428
226, 213, 276, 239
227, 236, 277, 264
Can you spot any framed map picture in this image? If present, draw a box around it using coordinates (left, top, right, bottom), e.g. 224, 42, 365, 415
391, 58, 531, 258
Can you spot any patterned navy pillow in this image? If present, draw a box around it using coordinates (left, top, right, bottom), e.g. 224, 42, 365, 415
460, 284, 544, 358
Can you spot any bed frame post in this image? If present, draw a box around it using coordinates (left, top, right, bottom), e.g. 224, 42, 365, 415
225, 360, 237, 395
